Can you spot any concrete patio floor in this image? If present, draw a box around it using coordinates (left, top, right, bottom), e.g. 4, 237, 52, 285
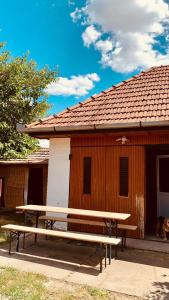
0, 236, 169, 299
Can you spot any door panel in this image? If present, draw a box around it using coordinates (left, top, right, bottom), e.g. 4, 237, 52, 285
106, 147, 133, 213
69, 147, 106, 233
106, 146, 145, 237
69, 147, 106, 211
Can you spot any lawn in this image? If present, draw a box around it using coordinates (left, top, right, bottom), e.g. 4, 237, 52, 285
0, 210, 26, 243
0, 267, 138, 300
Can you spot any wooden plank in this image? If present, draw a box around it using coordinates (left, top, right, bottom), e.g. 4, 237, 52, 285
71, 131, 169, 147
16, 205, 130, 220
39, 216, 137, 231
39, 216, 105, 226
2, 224, 121, 245
118, 224, 137, 231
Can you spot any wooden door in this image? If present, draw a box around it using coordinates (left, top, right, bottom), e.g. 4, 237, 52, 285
69, 147, 106, 233
28, 168, 43, 205
105, 146, 145, 237
69, 145, 145, 237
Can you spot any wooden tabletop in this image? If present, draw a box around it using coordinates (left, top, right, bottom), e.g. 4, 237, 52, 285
16, 205, 130, 221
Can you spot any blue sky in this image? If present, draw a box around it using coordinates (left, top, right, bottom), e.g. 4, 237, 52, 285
0, 0, 169, 116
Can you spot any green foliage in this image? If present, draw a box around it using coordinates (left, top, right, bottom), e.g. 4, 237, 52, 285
0, 43, 57, 158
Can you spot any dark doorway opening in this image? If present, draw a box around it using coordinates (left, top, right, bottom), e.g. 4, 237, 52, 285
0, 177, 5, 207
146, 145, 169, 235
28, 167, 43, 205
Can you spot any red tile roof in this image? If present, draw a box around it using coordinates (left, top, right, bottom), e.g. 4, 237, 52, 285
0, 148, 49, 165
26, 65, 169, 131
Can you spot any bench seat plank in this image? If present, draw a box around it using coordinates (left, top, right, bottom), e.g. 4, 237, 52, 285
39, 216, 104, 227
118, 224, 137, 231
39, 216, 137, 231
2, 224, 121, 246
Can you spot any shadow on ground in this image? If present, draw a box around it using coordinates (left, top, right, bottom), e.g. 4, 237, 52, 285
118, 248, 169, 269
1, 234, 169, 276
144, 280, 169, 299
0, 237, 105, 276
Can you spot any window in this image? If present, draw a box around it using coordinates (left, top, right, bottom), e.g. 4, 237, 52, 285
119, 157, 129, 197
83, 157, 92, 194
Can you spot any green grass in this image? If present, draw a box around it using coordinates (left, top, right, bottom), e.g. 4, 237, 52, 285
87, 287, 109, 298
0, 267, 110, 300
0, 267, 137, 300
0, 267, 47, 300
53, 286, 110, 300
0, 211, 29, 244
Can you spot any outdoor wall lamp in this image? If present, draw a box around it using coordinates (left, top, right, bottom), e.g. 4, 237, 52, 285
116, 136, 129, 145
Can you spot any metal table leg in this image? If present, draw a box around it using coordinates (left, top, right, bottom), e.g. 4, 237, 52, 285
105, 244, 107, 268
23, 233, 26, 249
16, 232, 20, 252
109, 244, 111, 264
9, 231, 20, 254
124, 230, 127, 248
99, 243, 102, 273
115, 245, 117, 258
9, 232, 12, 255
115, 220, 118, 238
23, 211, 27, 248
34, 211, 40, 243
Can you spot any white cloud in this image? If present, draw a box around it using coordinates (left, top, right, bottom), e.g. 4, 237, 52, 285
70, 0, 169, 73
82, 25, 101, 47
70, 7, 86, 23
45, 73, 100, 97
95, 39, 113, 53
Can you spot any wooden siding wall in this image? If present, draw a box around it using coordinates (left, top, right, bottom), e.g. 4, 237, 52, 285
69, 134, 146, 238
0, 166, 26, 208
71, 130, 169, 147
0, 165, 48, 208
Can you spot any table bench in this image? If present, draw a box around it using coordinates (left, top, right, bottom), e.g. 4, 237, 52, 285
39, 215, 137, 248
2, 224, 121, 273
17, 205, 130, 242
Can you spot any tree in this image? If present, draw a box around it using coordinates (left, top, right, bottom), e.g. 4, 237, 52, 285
0, 43, 57, 159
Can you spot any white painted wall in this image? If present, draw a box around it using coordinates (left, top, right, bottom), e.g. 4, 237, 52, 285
46, 138, 71, 230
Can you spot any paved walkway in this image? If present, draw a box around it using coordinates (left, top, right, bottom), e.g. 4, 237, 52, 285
127, 237, 169, 253
0, 237, 169, 298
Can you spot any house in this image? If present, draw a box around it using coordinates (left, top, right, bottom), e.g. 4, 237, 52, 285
19, 65, 169, 238
0, 148, 49, 209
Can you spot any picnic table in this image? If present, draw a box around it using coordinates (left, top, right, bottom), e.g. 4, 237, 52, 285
2, 205, 131, 272
16, 204, 130, 237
